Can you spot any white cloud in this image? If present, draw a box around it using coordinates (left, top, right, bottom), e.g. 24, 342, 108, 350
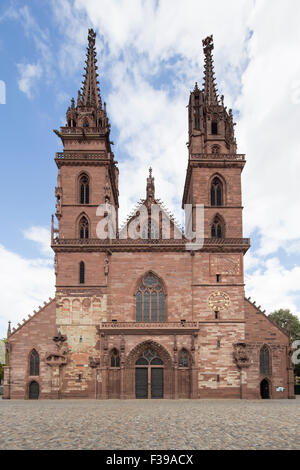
17, 62, 42, 98
245, 257, 300, 318
0, 243, 55, 339
23, 227, 52, 257
236, 0, 300, 255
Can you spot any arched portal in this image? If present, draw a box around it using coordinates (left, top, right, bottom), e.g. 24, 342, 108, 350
125, 341, 173, 399
29, 381, 39, 400
260, 378, 270, 399
135, 349, 164, 399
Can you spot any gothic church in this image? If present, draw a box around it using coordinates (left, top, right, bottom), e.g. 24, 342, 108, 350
3, 30, 294, 400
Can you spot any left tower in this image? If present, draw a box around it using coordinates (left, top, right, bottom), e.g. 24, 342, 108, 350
51, 29, 119, 397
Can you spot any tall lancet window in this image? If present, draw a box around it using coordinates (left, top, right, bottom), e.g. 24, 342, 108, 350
29, 349, 40, 376
79, 261, 85, 284
136, 273, 165, 322
79, 216, 89, 239
260, 345, 270, 375
79, 174, 90, 204
211, 177, 223, 206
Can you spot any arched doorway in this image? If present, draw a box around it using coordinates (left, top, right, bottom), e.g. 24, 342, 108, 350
29, 381, 39, 399
135, 349, 164, 399
260, 379, 270, 399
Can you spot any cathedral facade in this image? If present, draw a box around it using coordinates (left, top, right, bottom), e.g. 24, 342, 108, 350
3, 31, 294, 400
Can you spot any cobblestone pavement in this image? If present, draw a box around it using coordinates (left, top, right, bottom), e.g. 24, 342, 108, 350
0, 398, 299, 450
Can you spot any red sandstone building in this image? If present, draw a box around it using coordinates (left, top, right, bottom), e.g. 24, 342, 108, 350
3, 31, 294, 400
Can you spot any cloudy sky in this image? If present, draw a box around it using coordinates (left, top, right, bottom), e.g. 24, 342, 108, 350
0, 0, 299, 337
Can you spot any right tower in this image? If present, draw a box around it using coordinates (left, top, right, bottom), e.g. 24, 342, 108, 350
183, 34, 247, 246
182, 35, 251, 398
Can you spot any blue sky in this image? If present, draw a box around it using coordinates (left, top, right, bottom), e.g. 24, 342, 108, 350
0, 0, 300, 337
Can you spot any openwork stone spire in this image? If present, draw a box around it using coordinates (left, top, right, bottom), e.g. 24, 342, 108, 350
146, 167, 155, 201
81, 29, 102, 108
202, 35, 219, 105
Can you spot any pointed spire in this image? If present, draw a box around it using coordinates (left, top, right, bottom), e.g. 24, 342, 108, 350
146, 167, 155, 201
81, 29, 102, 108
202, 35, 219, 105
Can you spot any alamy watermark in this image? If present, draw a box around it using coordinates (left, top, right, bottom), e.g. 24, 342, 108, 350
292, 340, 300, 365
95, 203, 204, 251
0, 80, 6, 104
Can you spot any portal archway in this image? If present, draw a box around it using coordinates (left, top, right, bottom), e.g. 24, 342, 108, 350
260, 378, 270, 399
125, 341, 173, 399
135, 349, 164, 399
29, 381, 39, 399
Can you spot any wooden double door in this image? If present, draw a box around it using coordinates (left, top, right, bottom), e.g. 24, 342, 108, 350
136, 367, 164, 399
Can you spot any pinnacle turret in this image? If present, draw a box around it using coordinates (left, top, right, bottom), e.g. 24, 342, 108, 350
81, 29, 102, 109
146, 167, 155, 201
202, 35, 219, 105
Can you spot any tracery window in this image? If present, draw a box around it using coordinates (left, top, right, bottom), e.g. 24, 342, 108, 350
79, 216, 89, 239
178, 350, 189, 368
211, 216, 223, 239
79, 261, 85, 284
110, 348, 120, 368
211, 177, 223, 206
79, 174, 90, 204
136, 273, 165, 322
29, 349, 40, 376
260, 345, 270, 375
135, 349, 163, 365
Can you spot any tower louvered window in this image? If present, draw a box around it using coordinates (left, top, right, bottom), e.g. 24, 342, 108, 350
79, 216, 89, 239
211, 177, 223, 206
136, 273, 165, 322
79, 174, 90, 204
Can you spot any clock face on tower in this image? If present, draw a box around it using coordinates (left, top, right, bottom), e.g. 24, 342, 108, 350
208, 291, 231, 311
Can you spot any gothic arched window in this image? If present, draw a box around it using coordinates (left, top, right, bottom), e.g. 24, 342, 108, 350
79, 174, 90, 204
79, 261, 85, 284
79, 216, 89, 239
136, 273, 165, 322
211, 216, 223, 239
260, 345, 270, 375
110, 348, 120, 368
29, 349, 40, 376
83, 119, 89, 128
178, 350, 189, 368
211, 177, 223, 206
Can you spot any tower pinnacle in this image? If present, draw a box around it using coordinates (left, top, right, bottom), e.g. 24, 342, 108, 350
146, 167, 155, 201
81, 29, 102, 108
202, 35, 219, 105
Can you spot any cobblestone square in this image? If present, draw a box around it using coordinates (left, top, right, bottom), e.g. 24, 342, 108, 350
0, 398, 299, 450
